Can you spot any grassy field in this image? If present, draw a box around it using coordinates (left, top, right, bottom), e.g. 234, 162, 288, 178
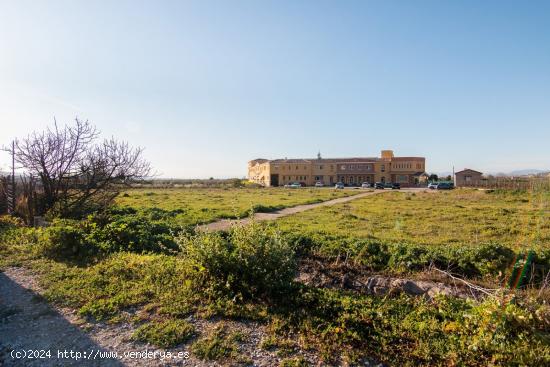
116, 187, 355, 226
276, 189, 550, 250
1, 187, 549, 366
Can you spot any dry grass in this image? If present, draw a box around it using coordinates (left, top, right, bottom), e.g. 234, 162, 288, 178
276, 188, 550, 250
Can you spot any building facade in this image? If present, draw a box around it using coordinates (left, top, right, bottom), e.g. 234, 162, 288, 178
454, 169, 483, 187
248, 150, 426, 187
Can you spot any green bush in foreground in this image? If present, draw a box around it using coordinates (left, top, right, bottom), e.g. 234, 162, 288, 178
272, 286, 550, 366
178, 222, 297, 302
34, 248, 550, 366
285, 231, 549, 282
36, 207, 182, 260
132, 319, 195, 348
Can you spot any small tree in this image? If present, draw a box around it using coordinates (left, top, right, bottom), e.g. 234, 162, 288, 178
428, 173, 438, 182
13, 118, 151, 218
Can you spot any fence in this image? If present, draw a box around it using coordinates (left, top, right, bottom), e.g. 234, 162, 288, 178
0, 176, 8, 214
459, 177, 550, 191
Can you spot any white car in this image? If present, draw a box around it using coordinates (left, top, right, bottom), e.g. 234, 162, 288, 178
428, 182, 438, 189
314, 181, 324, 187
334, 182, 345, 189
284, 182, 301, 188
361, 182, 371, 188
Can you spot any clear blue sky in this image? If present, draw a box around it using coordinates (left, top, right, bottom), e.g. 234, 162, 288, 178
1, 0, 549, 178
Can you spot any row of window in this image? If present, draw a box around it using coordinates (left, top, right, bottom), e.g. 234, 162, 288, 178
274, 165, 335, 171
393, 162, 424, 170
338, 176, 374, 184
282, 176, 307, 181
339, 164, 373, 171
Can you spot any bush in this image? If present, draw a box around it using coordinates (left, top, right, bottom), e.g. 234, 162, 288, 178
37, 207, 183, 260
281, 231, 538, 280
39, 220, 96, 259
178, 222, 297, 302
86, 213, 179, 254
0, 215, 24, 230
274, 286, 550, 366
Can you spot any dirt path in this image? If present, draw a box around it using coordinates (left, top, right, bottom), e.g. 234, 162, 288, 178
200, 189, 421, 232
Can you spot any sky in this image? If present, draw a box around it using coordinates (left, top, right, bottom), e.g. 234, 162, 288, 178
1, 0, 549, 178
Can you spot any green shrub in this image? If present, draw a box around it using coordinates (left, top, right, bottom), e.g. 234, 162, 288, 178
132, 319, 195, 348
38, 220, 96, 259
37, 208, 183, 260
0, 215, 24, 230
273, 286, 550, 366
178, 222, 297, 301
281, 231, 536, 280
87, 214, 179, 254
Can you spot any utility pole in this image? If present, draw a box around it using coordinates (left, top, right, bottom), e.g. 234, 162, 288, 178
7, 141, 15, 214
452, 165, 455, 184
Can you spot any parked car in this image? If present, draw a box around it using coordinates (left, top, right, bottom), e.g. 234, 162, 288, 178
428, 182, 438, 189
374, 182, 385, 189
361, 182, 371, 188
436, 182, 454, 190
284, 182, 301, 188
314, 181, 324, 187
389, 182, 400, 190
334, 182, 345, 189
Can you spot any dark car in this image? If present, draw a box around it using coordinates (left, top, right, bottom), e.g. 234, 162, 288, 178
389, 182, 400, 190
436, 182, 454, 190
374, 182, 385, 189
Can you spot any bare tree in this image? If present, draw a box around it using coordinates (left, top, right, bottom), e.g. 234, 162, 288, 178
13, 118, 151, 217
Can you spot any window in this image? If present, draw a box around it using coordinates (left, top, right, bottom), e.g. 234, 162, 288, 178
319, 165, 323, 170
397, 175, 409, 183
381, 164, 385, 172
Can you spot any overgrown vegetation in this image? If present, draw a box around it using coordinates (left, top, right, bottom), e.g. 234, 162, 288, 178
277, 189, 550, 249
277, 189, 550, 284
132, 319, 195, 348
191, 324, 246, 363
1, 187, 549, 365
36, 207, 182, 261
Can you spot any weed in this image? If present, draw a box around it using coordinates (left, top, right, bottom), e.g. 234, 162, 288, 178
132, 319, 195, 348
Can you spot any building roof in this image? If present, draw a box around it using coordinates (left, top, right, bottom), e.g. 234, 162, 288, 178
455, 168, 483, 175
270, 158, 313, 163
250, 155, 425, 165
248, 159, 269, 164
390, 157, 426, 161
265, 157, 381, 164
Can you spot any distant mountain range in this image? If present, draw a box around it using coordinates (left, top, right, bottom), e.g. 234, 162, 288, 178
432, 169, 549, 177
505, 169, 549, 176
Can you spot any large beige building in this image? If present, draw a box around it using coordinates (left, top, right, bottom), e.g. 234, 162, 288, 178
248, 150, 426, 187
